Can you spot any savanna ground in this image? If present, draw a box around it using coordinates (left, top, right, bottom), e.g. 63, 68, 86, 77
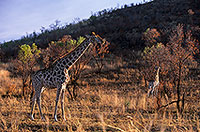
0, 54, 200, 132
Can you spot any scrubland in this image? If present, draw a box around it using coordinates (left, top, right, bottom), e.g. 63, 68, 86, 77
0, 57, 199, 132
0, 0, 199, 131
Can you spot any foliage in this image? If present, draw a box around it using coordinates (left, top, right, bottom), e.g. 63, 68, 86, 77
143, 28, 161, 47
0, 48, 4, 61
91, 35, 110, 73
41, 35, 85, 68
1, 0, 199, 61
13, 43, 41, 97
69, 35, 110, 99
18, 43, 40, 64
141, 24, 199, 113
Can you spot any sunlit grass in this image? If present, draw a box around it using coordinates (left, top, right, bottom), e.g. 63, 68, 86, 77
0, 60, 199, 131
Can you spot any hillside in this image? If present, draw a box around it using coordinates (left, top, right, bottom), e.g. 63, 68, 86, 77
1, 0, 200, 60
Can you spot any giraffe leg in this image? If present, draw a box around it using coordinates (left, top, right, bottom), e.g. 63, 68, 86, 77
36, 90, 45, 121
30, 94, 36, 120
54, 86, 62, 122
61, 89, 66, 121
30, 81, 38, 120
152, 86, 155, 96
147, 88, 152, 97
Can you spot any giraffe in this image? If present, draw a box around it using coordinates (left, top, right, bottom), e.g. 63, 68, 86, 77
30, 33, 102, 121
147, 67, 160, 97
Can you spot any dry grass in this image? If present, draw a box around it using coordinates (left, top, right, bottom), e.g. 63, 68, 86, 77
0, 59, 199, 132
0, 63, 22, 96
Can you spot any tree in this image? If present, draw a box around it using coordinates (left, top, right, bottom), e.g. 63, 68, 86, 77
91, 34, 110, 73
41, 35, 85, 68
0, 47, 4, 62
142, 28, 161, 47
69, 35, 110, 99
166, 24, 199, 114
14, 43, 41, 97
142, 24, 199, 113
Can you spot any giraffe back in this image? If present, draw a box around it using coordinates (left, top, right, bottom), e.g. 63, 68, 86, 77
32, 67, 70, 89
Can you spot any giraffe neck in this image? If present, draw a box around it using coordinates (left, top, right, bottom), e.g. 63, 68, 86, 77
155, 67, 160, 82
55, 38, 92, 70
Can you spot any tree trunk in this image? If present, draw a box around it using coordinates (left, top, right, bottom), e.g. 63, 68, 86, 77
176, 62, 184, 115
22, 74, 29, 98
181, 90, 185, 114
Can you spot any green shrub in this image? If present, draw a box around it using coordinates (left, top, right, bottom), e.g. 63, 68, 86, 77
14, 43, 41, 97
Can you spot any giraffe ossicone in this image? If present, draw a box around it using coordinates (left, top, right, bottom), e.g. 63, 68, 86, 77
30, 33, 102, 121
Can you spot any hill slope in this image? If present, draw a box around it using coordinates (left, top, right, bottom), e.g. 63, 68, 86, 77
1, 0, 200, 60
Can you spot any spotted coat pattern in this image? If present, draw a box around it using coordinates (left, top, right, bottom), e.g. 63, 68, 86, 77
30, 35, 98, 121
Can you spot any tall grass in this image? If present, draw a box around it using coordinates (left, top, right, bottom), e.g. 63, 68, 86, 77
0, 59, 199, 131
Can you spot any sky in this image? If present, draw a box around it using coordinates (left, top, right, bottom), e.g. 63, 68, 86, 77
0, 0, 147, 43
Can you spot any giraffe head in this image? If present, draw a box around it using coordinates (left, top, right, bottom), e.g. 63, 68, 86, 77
85, 32, 104, 45
155, 66, 161, 71
85, 32, 108, 56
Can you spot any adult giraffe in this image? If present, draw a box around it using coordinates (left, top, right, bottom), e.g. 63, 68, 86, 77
30, 33, 102, 121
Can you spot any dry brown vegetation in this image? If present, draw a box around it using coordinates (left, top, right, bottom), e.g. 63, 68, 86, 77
0, 56, 199, 132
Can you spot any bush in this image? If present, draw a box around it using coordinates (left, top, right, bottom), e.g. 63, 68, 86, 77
13, 43, 40, 97
41, 35, 85, 68
141, 24, 199, 113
